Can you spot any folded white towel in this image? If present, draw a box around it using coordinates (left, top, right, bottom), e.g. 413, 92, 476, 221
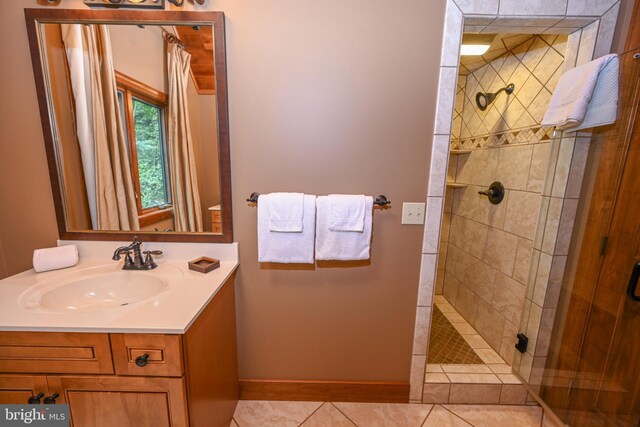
33, 244, 79, 273
316, 196, 373, 261
267, 192, 305, 232
258, 194, 316, 263
572, 55, 619, 130
328, 194, 366, 232
542, 54, 618, 130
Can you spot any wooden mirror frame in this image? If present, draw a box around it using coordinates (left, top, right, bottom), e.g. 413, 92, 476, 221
24, 8, 233, 243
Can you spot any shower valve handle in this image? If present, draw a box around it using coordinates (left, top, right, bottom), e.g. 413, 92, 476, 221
478, 182, 505, 205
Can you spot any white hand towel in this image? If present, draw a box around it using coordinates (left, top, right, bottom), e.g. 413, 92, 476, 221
316, 196, 373, 261
328, 194, 366, 232
267, 192, 305, 232
542, 54, 618, 130
258, 194, 316, 263
33, 244, 79, 273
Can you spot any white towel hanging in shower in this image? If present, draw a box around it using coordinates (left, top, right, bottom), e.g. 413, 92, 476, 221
542, 54, 619, 130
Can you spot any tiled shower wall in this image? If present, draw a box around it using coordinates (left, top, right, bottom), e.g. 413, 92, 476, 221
458, 35, 567, 140
441, 35, 567, 365
434, 75, 466, 296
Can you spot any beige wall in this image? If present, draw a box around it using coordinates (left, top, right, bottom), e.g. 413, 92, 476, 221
0, 0, 445, 382
110, 24, 167, 93
0, 4, 60, 277
226, 0, 445, 381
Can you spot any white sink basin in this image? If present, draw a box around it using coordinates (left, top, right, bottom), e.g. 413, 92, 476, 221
18, 265, 182, 313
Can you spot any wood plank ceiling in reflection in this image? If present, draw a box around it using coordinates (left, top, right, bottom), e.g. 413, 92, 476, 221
175, 26, 215, 95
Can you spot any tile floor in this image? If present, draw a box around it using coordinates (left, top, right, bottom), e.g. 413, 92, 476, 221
232, 400, 556, 426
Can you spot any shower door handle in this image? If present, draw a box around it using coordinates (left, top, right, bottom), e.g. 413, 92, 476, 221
626, 261, 640, 301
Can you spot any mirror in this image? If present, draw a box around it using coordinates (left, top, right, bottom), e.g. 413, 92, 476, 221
25, 9, 232, 243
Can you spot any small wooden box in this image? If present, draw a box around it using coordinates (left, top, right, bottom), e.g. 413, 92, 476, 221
188, 257, 220, 273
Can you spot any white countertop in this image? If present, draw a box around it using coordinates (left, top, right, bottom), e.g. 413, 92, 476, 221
0, 241, 238, 334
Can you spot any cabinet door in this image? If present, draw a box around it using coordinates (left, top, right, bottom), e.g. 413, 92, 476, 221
0, 375, 49, 404
47, 376, 188, 427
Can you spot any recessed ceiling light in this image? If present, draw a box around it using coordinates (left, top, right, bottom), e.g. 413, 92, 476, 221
460, 33, 496, 56
460, 44, 491, 55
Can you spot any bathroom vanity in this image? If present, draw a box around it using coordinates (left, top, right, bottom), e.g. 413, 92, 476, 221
0, 242, 239, 427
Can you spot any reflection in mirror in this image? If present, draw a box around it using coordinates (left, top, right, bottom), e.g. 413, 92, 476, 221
25, 9, 232, 243
42, 22, 219, 233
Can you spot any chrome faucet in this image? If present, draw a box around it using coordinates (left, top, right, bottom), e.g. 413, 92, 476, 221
112, 237, 162, 270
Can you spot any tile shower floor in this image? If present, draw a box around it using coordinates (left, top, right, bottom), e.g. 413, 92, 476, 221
423, 296, 527, 405
428, 305, 484, 364
232, 401, 552, 426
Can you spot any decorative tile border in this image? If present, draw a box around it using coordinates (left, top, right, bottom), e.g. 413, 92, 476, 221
451, 125, 554, 150
409, 0, 622, 404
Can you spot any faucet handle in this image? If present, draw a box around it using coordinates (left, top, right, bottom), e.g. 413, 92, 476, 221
143, 250, 162, 269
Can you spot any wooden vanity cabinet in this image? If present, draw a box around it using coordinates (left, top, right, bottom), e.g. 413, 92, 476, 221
0, 275, 238, 427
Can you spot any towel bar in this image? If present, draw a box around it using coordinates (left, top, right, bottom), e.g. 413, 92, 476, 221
246, 193, 391, 206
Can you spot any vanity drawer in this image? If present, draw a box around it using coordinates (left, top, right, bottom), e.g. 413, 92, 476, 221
0, 332, 114, 374
110, 334, 183, 377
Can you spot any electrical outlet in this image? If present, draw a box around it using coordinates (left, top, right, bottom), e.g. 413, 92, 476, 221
402, 202, 426, 225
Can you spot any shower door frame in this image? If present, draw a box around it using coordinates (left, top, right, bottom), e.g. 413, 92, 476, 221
410, 0, 625, 407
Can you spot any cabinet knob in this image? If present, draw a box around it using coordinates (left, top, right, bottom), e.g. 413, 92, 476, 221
28, 392, 44, 404
135, 353, 150, 367
43, 393, 59, 404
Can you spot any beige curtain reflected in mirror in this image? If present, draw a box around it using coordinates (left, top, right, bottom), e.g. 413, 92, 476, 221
61, 24, 139, 231
166, 40, 203, 232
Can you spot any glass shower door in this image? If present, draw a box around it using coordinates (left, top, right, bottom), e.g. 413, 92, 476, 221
539, 48, 640, 426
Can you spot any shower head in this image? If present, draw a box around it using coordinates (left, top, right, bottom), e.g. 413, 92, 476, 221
476, 83, 515, 111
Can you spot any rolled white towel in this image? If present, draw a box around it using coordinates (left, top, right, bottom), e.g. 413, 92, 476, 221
33, 244, 79, 273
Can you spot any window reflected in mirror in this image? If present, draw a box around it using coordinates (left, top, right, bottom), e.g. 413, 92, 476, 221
117, 72, 173, 230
